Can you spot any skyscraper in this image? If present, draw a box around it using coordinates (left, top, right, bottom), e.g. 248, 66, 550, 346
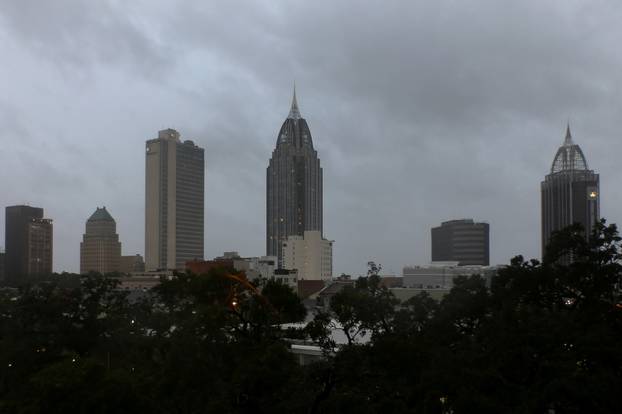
267, 88, 323, 266
541, 125, 599, 256
5, 205, 53, 279
145, 129, 205, 271
80, 207, 121, 274
431, 219, 490, 266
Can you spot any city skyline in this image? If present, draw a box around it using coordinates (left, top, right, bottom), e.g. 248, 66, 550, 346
1, 2, 622, 276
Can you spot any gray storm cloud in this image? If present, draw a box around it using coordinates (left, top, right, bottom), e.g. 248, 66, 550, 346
1, 0, 621, 276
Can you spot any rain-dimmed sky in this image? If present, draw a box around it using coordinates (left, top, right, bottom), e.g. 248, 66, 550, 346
1, 1, 621, 276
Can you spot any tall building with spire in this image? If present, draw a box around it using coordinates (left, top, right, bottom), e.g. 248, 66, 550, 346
145, 129, 205, 271
80, 207, 121, 274
541, 125, 600, 256
267, 88, 323, 266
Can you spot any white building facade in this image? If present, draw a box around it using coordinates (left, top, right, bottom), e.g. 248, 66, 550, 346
282, 230, 333, 281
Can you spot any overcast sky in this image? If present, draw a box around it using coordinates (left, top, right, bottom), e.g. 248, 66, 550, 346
1, 0, 621, 276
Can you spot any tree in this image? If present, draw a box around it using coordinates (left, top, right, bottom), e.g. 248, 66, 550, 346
308, 222, 622, 413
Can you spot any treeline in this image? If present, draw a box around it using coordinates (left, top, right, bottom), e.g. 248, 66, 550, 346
1, 221, 621, 413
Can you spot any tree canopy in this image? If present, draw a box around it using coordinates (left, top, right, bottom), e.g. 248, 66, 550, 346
1, 221, 621, 413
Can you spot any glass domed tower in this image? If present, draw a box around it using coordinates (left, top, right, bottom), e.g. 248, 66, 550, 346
541, 125, 599, 256
267, 88, 323, 266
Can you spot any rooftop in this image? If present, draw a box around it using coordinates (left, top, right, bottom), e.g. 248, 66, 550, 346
550, 124, 589, 173
88, 207, 115, 222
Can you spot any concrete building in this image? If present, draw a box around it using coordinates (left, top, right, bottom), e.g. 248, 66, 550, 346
208, 252, 279, 282
431, 219, 489, 266
541, 125, 599, 257
402, 262, 497, 289
80, 207, 121, 274
236, 255, 278, 281
282, 230, 333, 281
272, 268, 298, 290
5, 205, 53, 279
120, 254, 145, 274
267, 88, 323, 267
145, 129, 205, 271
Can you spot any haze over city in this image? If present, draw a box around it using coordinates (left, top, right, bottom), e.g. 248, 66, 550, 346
1, 0, 622, 275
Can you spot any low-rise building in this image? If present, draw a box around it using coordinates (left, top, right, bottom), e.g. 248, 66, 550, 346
272, 268, 298, 290
316, 280, 355, 311
378, 275, 403, 288
120, 254, 145, 274
389, 287, 451, 302
113, 270, 173, 290
297, 279, 326, 299
403, 261, 497, 289
186, 259, 235, 275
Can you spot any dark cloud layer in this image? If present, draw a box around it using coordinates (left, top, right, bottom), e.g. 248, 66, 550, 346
1, 1, 621, 276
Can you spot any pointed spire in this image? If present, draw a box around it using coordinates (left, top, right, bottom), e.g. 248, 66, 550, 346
288, 83, 301, 120
564, 122, 573, 145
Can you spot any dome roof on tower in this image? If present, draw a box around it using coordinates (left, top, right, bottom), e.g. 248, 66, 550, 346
550, 124, 589, 173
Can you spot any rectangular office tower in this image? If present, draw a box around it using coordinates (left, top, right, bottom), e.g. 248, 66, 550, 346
431, 219, 490, 266
145, 129, 205, 271
5, 205, 53, 279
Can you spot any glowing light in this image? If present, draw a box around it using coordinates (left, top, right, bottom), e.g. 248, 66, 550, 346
589, 191, 598, 198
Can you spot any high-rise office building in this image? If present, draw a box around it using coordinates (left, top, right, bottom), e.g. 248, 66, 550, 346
541, 125, 599, 256
5, 205, 53, 279
267, 88, 323, 266
431, 219, 490, 266
80, 207, 121, 274
145, 129, 205, 270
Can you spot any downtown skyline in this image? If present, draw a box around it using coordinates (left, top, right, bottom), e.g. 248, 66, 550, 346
1, 1, 622, 276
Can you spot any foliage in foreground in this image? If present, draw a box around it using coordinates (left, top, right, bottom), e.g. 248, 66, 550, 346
1, 221, 621, 413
